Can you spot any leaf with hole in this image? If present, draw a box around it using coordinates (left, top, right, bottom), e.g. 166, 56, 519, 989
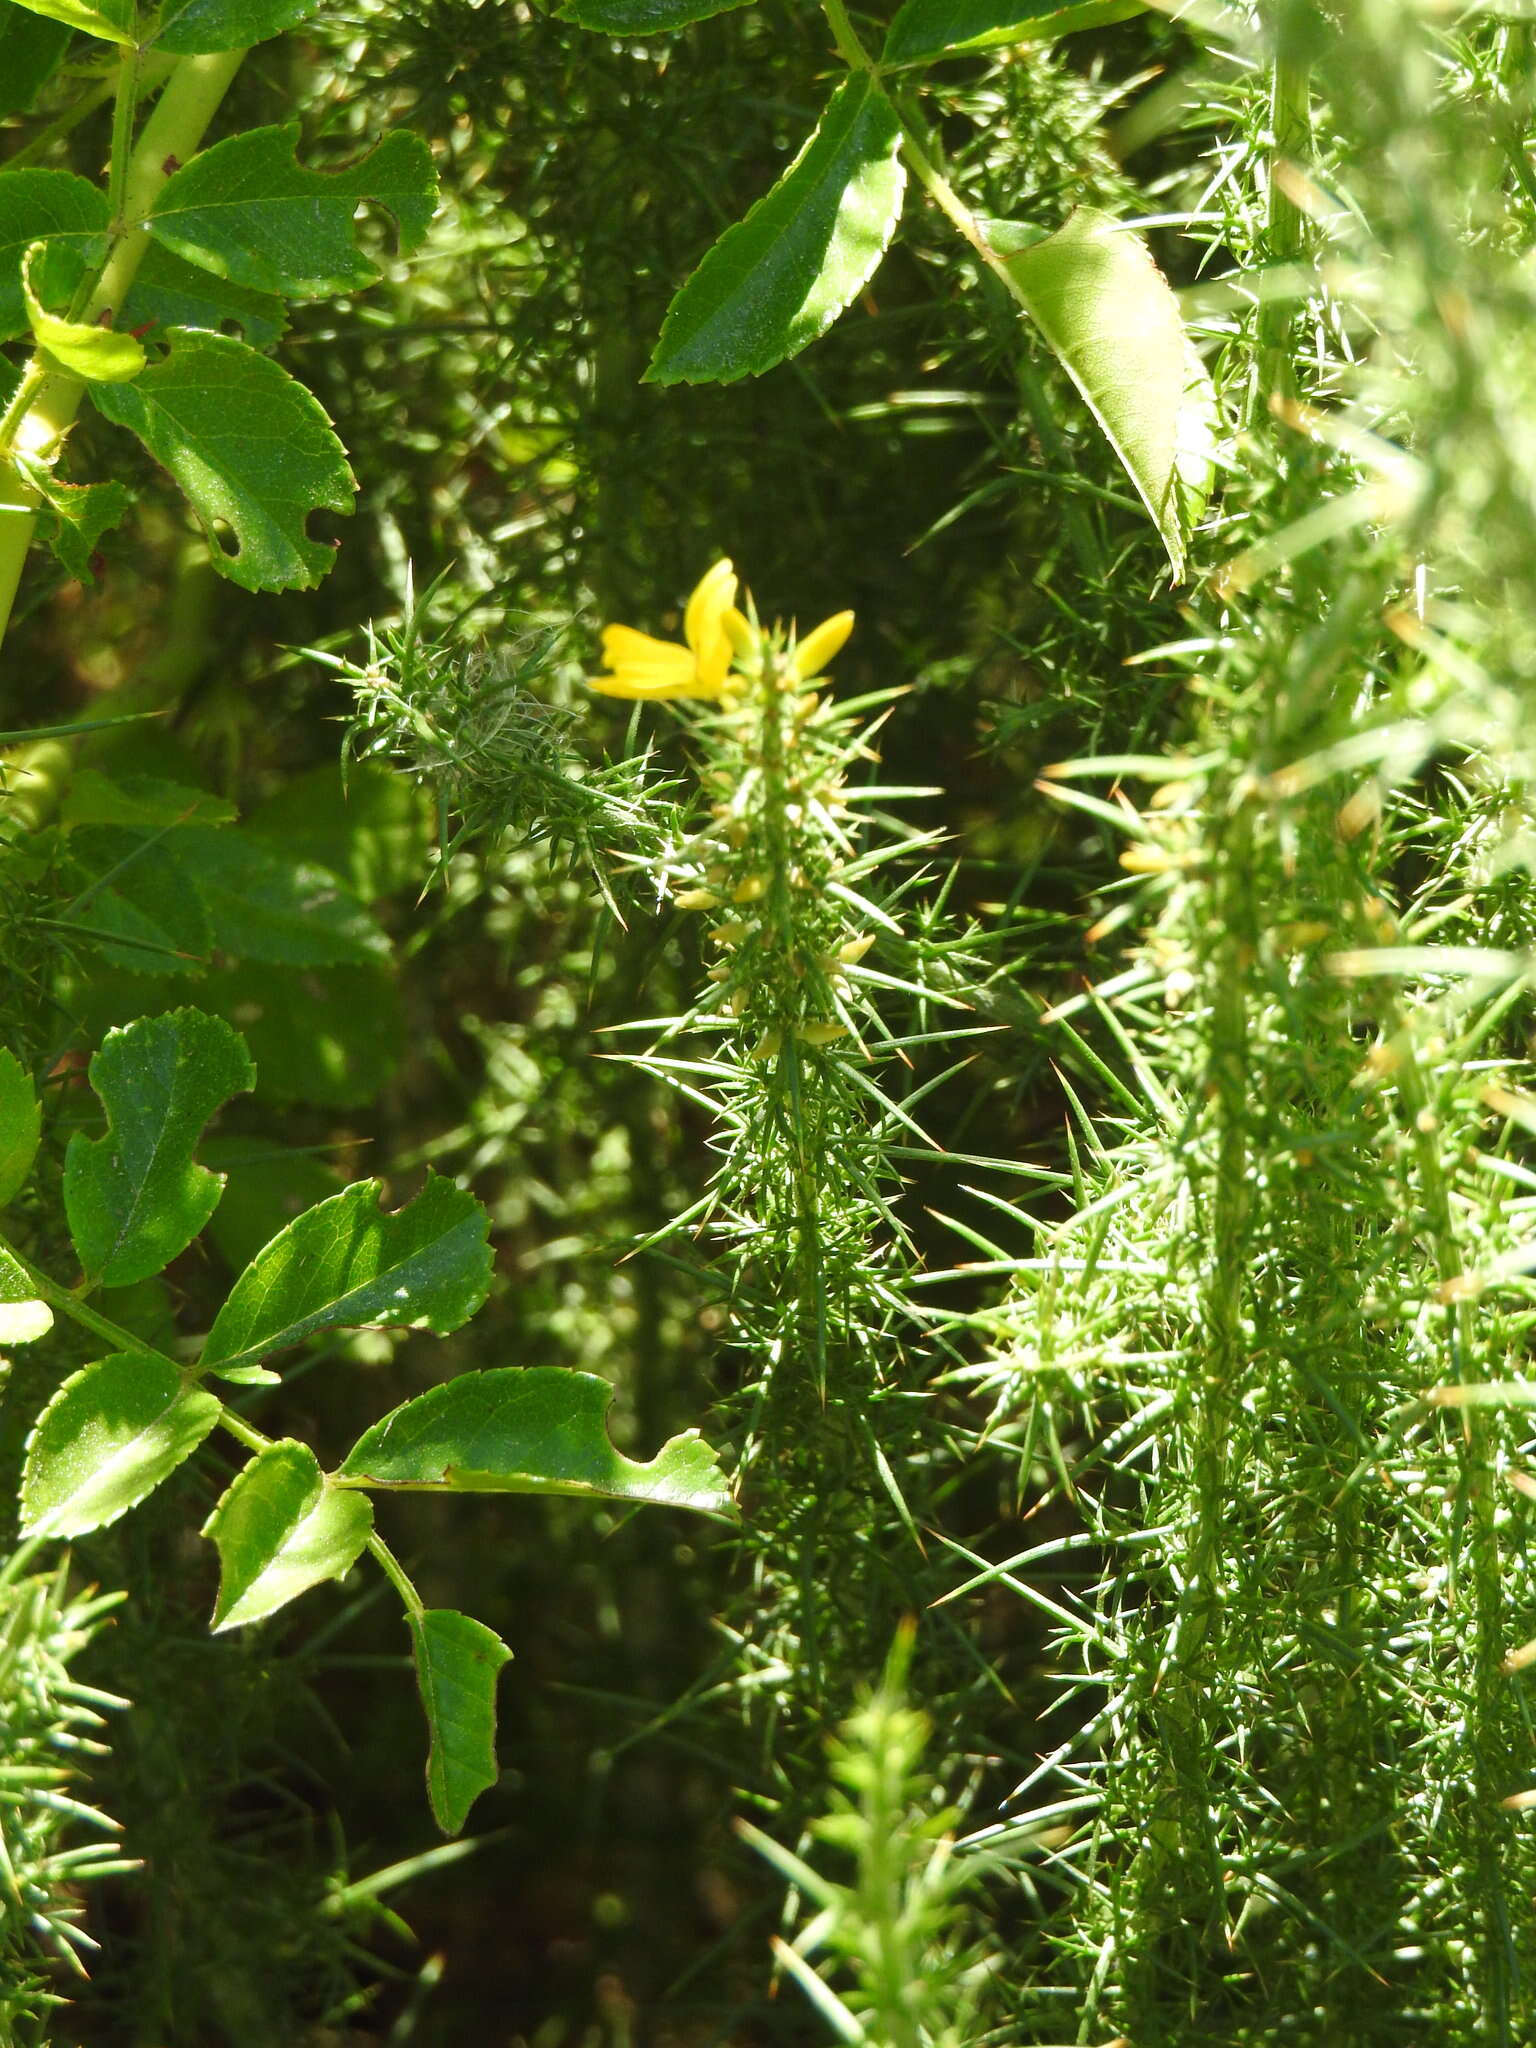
21, 1352, 222, 1537
0, 1047, 40, 1208
411, 1607, 511, 1834
987, 208, 1217, 579
64, 1008, 255, 1287
121, 240, 287, 349
204, 1439, 374, 1630
200, 1172, 493, 1383
339, 1367, 734, 1516
881, 0, 1145, 63
648, 75, 904, 385
147, 124, 437, 300
89, 328, 355, 592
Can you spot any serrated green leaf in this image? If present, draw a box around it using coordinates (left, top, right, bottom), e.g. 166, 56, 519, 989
340, 1368, 734, 1517
989, 207, 1218, 579
64, 823, 212, 973
61, 769, 234, 830
30, 474, 133, 584
648, 76, 904, 386
0, 170, 108, 341
153, 0, 319, 52
147, 123, 437, 300
0, 10, 72, 117
89, 328, 355, 592
0, 1048, 40, 1208
0, 1247, 51, 1345
204, 1439, 373, 1630
410, 1607, 510, 1835
20, 1352, 222, 1538
559, 0, 753, 28
167, 825, 389, 966
64, 1008, 255, 1286
24, 241, 145, 381
121, 239, 287, 349
2, 0, 133, 46
200, 1172, 493, 1383
881, 0, 1145, 63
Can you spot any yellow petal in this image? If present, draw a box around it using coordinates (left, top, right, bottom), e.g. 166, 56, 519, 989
723, 606, 757, 656
793, 610, 855, 680
684, 559, 738, 658
590, 624, 700, 698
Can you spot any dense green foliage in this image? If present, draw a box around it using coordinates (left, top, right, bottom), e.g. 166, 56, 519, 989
3, 0, 1536, 2038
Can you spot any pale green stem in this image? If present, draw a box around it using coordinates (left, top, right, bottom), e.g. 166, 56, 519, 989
0, 47, 247, 655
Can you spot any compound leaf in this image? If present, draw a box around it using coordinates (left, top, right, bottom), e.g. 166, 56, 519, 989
89, 328, 355, 592
989, 207, 1218, 579
21, 1351, 222, 1538
200, 1173, 493, 1384
64, 1008, 255, 1287
153, 0, 320, 48
204, 1439, 373, 1630
648, 75, 904, 385
339, 1367, 734, 1517
0, 1047, 40, 1207
882, 0, 1145, 63
410, 1607, 510, 1835
147, 124, 437, 299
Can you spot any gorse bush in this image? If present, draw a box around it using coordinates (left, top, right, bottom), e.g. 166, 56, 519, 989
3, 0, 1536, 2036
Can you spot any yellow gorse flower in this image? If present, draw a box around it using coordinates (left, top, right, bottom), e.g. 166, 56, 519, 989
589, 559, 854, 700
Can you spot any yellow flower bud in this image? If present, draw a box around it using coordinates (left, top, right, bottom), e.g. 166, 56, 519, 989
674, 888, 720, 910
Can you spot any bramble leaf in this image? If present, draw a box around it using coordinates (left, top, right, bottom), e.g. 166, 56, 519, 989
339, 1367, 734, 1517
0, 170, 107, 341
89, 328, 355, 592
154, 0, 321, 51
204, 1439, 373, 1630
121, 240, 287, 349
881, 0, 1145, 63
21, 1352, 222, 1538
2, 0, 133, 47
30, 474, 134, 584
200, 1173, 493, 1383
648, 75, 904, 385
411, 1607, 510, 1834
23, 242, 144, 381
168, 825, 389, 966
989, 208, 1218, 579
147, 124, 438, 300
559, 0, 754, 28
0, 1047, 40, 1207
64, 1009, 255, 1287
0, 1247, 51, 1346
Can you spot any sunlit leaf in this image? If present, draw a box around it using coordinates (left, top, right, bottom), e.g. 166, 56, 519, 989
881, 0, 1145, 63
204, 1439, 373, 1630
648, 76, 904, 385
200, 1173, 493, 1383
411, 1607, 511, 1834
21, 1352, 222, 1538
340, 1367, 734, 1517
153, 0, 321, 50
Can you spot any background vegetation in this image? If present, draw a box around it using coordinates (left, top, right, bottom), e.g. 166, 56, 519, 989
4, 0, 1536, 2039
